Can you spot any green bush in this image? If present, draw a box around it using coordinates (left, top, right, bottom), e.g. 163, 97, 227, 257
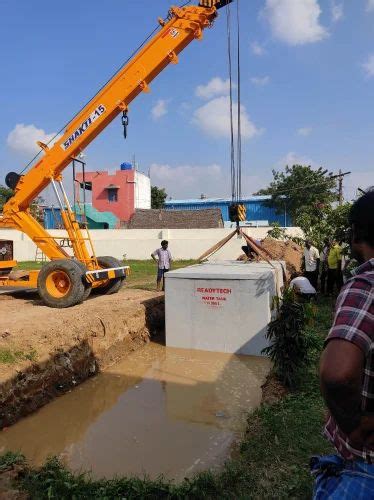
263, 290, 320, 388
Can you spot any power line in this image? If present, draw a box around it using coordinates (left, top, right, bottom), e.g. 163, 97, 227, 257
261, 171, 351, 197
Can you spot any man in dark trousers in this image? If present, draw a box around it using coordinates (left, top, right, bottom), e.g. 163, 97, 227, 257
303, 240, 320, 290
312, 190, 374, 497
320, 237, 330, 294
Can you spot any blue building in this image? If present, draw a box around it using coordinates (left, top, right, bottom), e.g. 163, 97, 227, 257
164, 196, 290, 227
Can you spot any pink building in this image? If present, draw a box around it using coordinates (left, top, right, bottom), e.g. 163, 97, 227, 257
76, 166, 151, 224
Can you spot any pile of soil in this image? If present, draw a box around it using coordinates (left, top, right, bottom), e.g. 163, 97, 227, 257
260, 237, 303, 279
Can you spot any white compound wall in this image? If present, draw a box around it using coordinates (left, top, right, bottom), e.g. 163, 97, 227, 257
0, 227, 303, 262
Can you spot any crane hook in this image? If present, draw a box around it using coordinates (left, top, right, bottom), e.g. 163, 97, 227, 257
122, 110, 129, 139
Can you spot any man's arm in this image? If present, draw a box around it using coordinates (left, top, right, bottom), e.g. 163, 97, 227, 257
320, 273, 374, 447
320, 339, 364, 435
151, 250, 158, 262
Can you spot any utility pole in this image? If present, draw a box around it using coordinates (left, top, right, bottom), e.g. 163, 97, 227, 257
338, 169, 343, 206
336, 170, 351, 205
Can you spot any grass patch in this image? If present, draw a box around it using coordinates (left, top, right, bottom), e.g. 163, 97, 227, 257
0, 299, 334, 498
125, 260, 196, 289
0, 348, 37, 364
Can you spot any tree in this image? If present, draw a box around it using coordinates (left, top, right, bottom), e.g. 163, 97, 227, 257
0, 185, 14, 211
296, 202, 351, 249
30, 196, 46, 224
256, 165, 337, 229
151, 186, 167, 209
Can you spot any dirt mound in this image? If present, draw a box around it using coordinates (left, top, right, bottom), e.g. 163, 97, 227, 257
260, 237, 303, 279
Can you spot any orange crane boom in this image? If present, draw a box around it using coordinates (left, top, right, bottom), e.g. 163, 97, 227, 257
0, 1, 226, 307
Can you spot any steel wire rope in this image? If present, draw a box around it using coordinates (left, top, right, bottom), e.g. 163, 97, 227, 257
18, 5, 184, 176
225, 1, 236, 202
236, 0, 242, 202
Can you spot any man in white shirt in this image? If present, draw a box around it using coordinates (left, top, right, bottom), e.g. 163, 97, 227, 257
303, 240, 320, 290
289, 273, 317, 301
151, 240, 172, 291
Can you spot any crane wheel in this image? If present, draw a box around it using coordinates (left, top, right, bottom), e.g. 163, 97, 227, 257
37, 259, 87, 308
73, 260, 92, 301
92, 256, 125, 295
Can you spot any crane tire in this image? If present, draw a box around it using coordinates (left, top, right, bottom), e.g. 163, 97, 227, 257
92, 256, 125, 295
73, 260, 92, 301
37, 259, 87, 308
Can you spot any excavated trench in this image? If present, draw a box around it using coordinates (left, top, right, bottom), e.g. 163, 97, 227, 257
0, 288, 271, 481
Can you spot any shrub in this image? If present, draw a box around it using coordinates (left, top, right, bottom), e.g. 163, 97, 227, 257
262, 289, 319, 388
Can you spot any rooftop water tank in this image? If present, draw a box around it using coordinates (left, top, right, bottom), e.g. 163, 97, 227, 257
120, 162, 133, 171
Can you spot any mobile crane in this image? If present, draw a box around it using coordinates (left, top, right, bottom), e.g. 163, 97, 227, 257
0, 0, 230, 308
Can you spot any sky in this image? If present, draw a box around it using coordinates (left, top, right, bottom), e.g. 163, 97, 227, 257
0, 0, 373, 203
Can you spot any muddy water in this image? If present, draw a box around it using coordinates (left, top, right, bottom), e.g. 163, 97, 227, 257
0, 343, 270, 481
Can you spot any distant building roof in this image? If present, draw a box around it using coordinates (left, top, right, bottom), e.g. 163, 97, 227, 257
127, 208, 224, 229
164, 196, 272, 204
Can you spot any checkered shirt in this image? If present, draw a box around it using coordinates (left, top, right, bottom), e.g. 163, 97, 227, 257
324, 258, 374, 462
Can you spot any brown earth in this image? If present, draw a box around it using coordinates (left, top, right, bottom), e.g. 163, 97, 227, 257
260, 237, 303, 279
0, 288, 164, 429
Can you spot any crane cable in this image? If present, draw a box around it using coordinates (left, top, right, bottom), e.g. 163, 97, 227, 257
225, 1, 236, 202
225, 0, 242, 203
236, 0, 242, 202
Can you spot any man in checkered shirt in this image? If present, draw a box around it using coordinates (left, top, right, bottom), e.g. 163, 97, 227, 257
312, 190, 374, 498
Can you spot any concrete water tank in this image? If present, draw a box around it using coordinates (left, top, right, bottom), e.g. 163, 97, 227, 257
165, 260, 285, 356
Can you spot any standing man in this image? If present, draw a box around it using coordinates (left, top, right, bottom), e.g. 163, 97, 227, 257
327, 239, 342, 296
151, 240, 172, 291
303, 240, 320, 290
320, 238, 330, 294
313, 190, 374, 497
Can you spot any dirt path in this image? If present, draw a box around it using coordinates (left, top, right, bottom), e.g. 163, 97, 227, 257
0, 287, 164, 428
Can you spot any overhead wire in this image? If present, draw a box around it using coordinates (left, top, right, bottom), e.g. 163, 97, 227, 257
19, 10, 174, 176
260, 172, 349, 197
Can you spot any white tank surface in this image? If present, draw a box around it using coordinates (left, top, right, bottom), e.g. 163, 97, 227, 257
165, 260, 285, 356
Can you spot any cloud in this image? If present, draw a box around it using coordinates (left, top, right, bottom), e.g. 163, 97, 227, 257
151, 99, 168, 120
192, 96, 263, 140
362, 54, 374, 78
6, 124, 59, 157
250, 76, 270, 86
297, 127, 312, 136
366, 0, 374, 11
150, 163, 265, 199
331, 1, 343, 22
277, 151, 316, 168
262, 0, 328, 45
195, 77, 234, 100
250, 41, 266, 56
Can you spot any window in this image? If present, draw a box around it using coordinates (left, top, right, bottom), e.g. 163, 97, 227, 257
108, 189, 118, 203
